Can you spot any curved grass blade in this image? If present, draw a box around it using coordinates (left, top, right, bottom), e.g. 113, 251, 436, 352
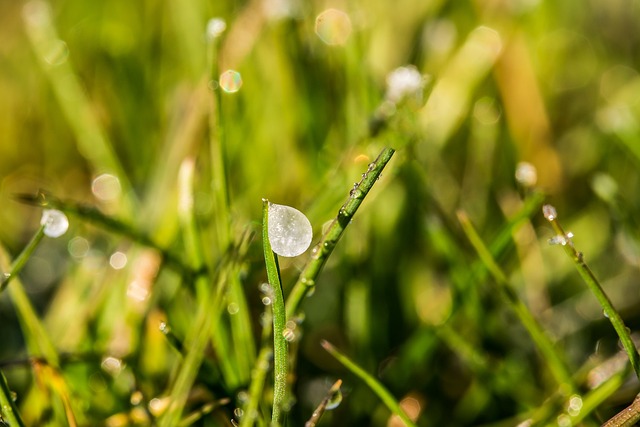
0, 225, 45, 294
321, 341, 417, 427
457, 210, 573, 388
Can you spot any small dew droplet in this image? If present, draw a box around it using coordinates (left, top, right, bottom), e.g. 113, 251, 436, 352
233, 407, 244, 419
227, 302, 240, 315
283, 328, 297, 342
262, 296, 272, 306
40, 209, 69, 238
326, 388, 343, 410
542, 204, 557, 221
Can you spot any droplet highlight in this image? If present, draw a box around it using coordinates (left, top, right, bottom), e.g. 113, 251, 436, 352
315, 9, 352, 46
267, 203, 313, 257
40, 209, 69, 238
219, 70, 243, 93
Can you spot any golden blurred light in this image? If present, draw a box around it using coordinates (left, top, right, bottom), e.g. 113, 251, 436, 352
315, 9, 352, 46
109, 251, 128, 270
92, 173, 122, 201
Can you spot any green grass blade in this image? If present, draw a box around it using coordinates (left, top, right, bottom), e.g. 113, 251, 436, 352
285, 147, 395, 318
321, 340, 417, 427
543, 204, 640, 379
0, 226, 44, 294
457, 210, 574, 388
0, 371, 26, 427
262, 200, 288, 425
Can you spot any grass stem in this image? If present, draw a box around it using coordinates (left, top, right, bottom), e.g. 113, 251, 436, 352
457, 210, 573, 388
543, 204, 640, 379
285, 147, 395, 318
0, 226, 44, 294
0, 370, 26, 427
262, 200, 288, 425
321, 340, 417, 427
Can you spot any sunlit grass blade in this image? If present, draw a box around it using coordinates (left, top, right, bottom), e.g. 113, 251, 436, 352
0, 371, 26, 427
286, 147, 395, 318
262, 199, 288, 425
0, 226, 44, 294
321, 340, 417, 427
542, 204, 640, 379
457, 210, 573, 388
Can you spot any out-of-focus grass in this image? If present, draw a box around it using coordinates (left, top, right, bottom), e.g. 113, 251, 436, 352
1, 0, 640, 425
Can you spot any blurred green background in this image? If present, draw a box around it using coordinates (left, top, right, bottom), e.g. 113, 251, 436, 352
2, 0, 640, 425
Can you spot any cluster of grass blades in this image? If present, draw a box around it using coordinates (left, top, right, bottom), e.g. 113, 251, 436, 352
3, 1, 640, 426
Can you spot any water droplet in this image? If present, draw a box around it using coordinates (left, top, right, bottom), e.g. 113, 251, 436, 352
159, 322, 170, 333
283, 328, 297, 342
40, 209, 69, 238
227, 302, 239, 314
300, 277, 315, 287
361, 173, 368, 179
219, 70, 243, 93
68, 236, 89, 258
326, 388, 343, 410
92, 173, 121, 201
231, 419, 239, 427
385, 65, 426, 103
557, 414, 571, 427
109, 251, 128, 269
237, 391, 249, 403
259, 282, 272, 294
130, 390, 143, 405
3, 272, 12, 281
208, 79, 219, 91
367, 162, 376, 173
206, 18, 226, 40
233, 407, 244, 419
567, 395, 582, 416
603, 309, 610, 319
262, 296, 272, 306
267, 203, 313, 257
43, 39, 69, 66
515, 162, 537, 187
315, 9, 352, 46
101, 356, 123, 376
542, 204, 557, 221
148, 397, 169, 416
